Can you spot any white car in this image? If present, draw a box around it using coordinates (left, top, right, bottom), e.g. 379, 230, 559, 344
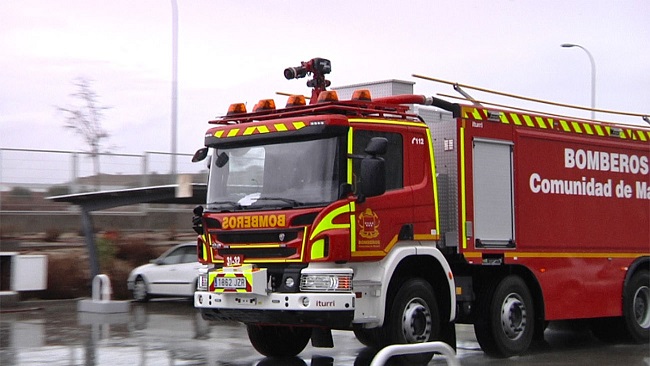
127, 242, 206, 302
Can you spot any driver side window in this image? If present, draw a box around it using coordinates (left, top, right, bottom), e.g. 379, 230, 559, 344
352, 130, 403, 191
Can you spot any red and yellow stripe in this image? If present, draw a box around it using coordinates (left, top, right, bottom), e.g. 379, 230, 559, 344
461, 107, 650, 142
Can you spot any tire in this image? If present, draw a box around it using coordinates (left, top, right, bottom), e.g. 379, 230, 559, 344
623, 270, 650, 343
382, 278, 440, 364
132, 277, 150, 302
474, 275, 535, 357
246, 324, 311, 357
353, 324, 381, 348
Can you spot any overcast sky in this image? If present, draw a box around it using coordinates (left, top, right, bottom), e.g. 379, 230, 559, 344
1, 0, 649, 162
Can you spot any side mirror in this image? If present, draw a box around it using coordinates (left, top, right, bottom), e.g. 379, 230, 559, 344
192, 205, 204, 235
359, 137, 388, 198
215, 152, 229, 168
360, 156, 386, 198
192, 147, 208, 162
365, 137, 387, 155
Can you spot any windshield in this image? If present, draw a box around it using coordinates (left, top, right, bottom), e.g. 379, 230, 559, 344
206, 137, 342, 210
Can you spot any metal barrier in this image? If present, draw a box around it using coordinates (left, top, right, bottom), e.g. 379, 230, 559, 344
0, 148, 199, 196
78, 274, 130, 313
91, 274, 113, 302
369, 341, 459, 366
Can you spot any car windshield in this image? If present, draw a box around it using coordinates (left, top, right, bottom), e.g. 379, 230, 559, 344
206, 137, 341, 211
160, 245, 196, 265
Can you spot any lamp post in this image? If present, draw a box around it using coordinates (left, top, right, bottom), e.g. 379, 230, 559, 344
561, 43, 596, 120
171, 0, 178, 176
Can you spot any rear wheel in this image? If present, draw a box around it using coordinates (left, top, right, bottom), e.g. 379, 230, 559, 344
474, 275, 534, 357
591, 270, 650, 343
623, 270, 650, 342
246, 324, 311, 357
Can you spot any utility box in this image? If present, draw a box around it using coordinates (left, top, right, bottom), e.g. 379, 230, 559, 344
12, 255, 48, 291
0, 253, 48, 292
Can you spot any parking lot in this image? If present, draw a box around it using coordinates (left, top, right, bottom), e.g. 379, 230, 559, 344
1, 299, 648, 365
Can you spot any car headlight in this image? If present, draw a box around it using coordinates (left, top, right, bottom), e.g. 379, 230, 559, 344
300, 269, 352, 292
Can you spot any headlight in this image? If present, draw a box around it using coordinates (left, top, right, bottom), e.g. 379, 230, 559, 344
300, 269, 352, 292
197, 273, 208, 291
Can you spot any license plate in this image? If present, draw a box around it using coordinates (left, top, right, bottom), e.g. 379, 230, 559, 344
215, 276, 247, 289
224, 254, 244, 267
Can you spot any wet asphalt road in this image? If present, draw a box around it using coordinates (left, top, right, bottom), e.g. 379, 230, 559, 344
1, 299, 648, 366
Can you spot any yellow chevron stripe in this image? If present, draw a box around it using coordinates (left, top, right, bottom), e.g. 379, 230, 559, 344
571, 122, 583, 134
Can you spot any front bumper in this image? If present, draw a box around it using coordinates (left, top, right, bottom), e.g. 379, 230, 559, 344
194, 291, 355, 327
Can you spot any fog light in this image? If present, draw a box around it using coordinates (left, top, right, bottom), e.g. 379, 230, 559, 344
285, 277, 295, 288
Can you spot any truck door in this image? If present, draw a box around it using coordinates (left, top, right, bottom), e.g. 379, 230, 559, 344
351, 127, 413, 256
472, 139, 515, 248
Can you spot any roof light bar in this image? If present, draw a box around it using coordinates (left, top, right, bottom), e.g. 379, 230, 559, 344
352, 89, 372, 101
286, 94, 307, 108
253, 99, 276, 112
316, 90, 339, 103
226, 103, 247, 115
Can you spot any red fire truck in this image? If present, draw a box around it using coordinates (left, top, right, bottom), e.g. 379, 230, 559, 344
192, 58, 649, 359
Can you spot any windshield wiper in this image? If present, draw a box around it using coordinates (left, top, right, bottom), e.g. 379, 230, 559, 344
206, 200, 242, 210
254, 197, 303, 207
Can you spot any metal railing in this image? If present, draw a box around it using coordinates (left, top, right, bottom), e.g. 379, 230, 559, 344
370, 341, 460, 366
0, 147, 205, 213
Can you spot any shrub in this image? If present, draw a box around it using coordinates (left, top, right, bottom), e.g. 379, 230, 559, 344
44, 228, 61, 242
10, 186, 32, 198
46, 185, 71, 197
105, 259, 133, 300
96, 237, 116, 268
115, 238, 157, 266
40, 254, 88, 299
0, 225, 17, 239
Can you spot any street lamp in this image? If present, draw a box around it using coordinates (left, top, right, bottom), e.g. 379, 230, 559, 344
171, 0, 178, 175
561, 43, 596, 120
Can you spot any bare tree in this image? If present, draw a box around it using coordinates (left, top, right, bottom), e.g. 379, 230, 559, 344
58, 77, 110, 189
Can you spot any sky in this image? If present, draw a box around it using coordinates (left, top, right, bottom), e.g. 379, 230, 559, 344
1, 0, 649, 164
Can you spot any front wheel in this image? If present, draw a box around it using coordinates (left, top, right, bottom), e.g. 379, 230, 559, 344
383, 278, 440, 364
132, 277, 150, 302
353, 324, 381, 348
246, 324, 311, 357
474, 275, 534, 357
623, 270, 650, 342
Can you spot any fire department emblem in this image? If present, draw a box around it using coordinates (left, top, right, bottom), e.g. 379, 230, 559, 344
358, 208, 380, 239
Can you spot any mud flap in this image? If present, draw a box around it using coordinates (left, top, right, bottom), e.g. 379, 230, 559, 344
440, 321, 457, 351
311, 328, 334, 348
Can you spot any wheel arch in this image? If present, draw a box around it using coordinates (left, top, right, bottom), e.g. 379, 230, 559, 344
135, 274, 150, 287
386, 248, 456, 325
352, 245, 455, 328
624, 256, 650, 289
509, 265, 546, 339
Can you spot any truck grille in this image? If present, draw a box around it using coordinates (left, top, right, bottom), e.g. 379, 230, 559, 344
217, 247, 297, 258
212, 228, 302, 259
215, 229, 299, 244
